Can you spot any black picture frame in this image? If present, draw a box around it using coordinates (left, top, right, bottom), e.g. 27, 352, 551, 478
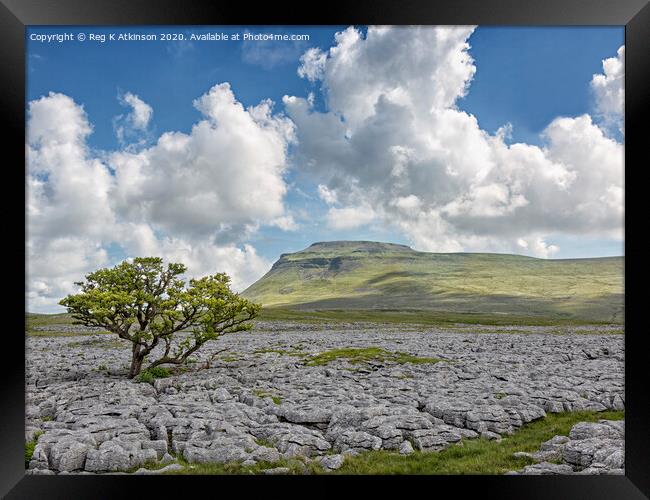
3, 0, 648, 498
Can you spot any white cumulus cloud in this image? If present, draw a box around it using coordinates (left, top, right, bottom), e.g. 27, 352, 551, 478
114, 92, 153, 145
326, 204, 377, 230
591, 45, 624, 134
286, 26, 624, 258
110, 83, 295, 239
297, 47, 328, 82
27, 84, 294, 312
122, 92, 153, 129
317, 184, 338, 205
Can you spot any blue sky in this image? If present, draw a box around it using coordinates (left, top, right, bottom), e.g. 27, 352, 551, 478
28, 27, 344, 151
27, 26, 624, 146
459, 27, 624, 144
27, 26, 625, 145
26, 26, 625, 311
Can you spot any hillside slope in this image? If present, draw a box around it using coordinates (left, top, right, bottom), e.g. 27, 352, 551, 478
242, 241, 624, 322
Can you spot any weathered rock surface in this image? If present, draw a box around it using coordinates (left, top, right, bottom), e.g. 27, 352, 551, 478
26, 321, 624, 474
318, 454, 345, 470
508, 419, 624, 475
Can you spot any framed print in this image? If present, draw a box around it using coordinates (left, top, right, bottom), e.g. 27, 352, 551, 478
2, 0, 649, 498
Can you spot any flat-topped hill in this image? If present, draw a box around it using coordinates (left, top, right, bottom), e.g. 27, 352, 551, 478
242, 241, 624, 322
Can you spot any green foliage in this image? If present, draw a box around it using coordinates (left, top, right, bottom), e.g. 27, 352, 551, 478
304, 347, 442, 367
135, 371, 155, 384
136, 366, 171, 383
333, 410, 624, 475
24, 442, 36, 468
58, 257, 261, 377
148, 366, 172, 377
243, 241, 623, 323
25, 431, 43, 468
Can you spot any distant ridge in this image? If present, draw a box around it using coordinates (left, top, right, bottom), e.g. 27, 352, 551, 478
308, 240, 414, 251
242, 240, 624, 322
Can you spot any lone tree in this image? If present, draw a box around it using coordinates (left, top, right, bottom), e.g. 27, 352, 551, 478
59, 257, 261, 378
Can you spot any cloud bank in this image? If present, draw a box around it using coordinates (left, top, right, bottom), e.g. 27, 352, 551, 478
285, 26, 624, 257
27, 85, 295, 312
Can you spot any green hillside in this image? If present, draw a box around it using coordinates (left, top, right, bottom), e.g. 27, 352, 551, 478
242, 241, 624, 323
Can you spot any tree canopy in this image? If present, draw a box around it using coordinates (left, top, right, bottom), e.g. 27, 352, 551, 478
59, 257, 261, 378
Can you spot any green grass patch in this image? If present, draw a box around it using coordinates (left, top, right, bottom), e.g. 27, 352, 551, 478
456, 326, 624, 336
304, 347, 442, 367
68, 338, 125, 349
258, 307, 615, 327
26, 329, 113, 337
332, 410, 624, 475
25, 431, 44, 468
25, 312, 112, 336
26, 312, 72, 325
254, 438, 275, 448
163, 455, 323, 475
136, 366, 172, 383
253, 389, 282, 405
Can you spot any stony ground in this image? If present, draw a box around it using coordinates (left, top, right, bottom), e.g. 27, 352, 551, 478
25, 321, 624, 475
508, 419, 624, 475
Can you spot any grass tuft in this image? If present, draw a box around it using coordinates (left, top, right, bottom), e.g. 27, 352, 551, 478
253, 389, 282, 405
136, 366, 172, 383
25, 431, 44, 468
254, 438, 275, 448
304, 347, 442, 367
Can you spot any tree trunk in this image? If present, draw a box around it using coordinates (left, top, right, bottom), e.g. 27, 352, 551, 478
128, 344, 145, 378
